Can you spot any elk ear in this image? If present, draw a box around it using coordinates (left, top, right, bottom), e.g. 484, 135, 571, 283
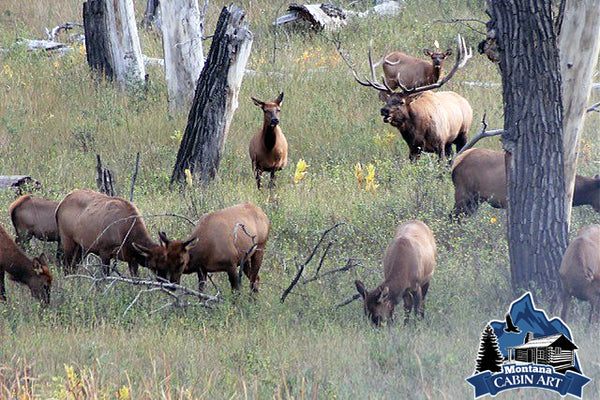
32, 258, 44, 274
378, 91, 391, 103
355, 280, 367, 299
378, 286, 390, 303
423, 48, 433, 57
251, 97, 264, 107
132, 242, 152, 258
275, 92, 284, 106
183, 237, 197, 250
158, 231, 170, 246
444, 48, 453, 57
37, 252, 49, 266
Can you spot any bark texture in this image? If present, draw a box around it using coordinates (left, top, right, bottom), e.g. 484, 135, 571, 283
488, 0, 569, 295
170, 5, 253, 186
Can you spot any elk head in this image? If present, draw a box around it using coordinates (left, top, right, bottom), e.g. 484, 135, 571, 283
29, 253, 52, 305
251, 92, 283, 128
423, 47, 452, 69
355, 280, 394, 327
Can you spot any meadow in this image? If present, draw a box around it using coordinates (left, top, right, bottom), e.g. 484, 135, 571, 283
1, 0, 599, 398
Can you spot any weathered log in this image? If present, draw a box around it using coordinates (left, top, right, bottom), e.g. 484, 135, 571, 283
0, 176, 41, 190
170, 5, 253, 186
161, 0, 206, 112
83, 0, 146, 86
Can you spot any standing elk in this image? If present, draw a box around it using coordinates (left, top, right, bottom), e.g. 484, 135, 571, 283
451, 148, 600, 218
249, 92, 288, 189
559, 224, 600, 323
1, 225, 52, 304
55, 189, 194, 282
381, 46, 453, 90
184, 202, 270, 293
9, 195, 59, 247
347, 35, 473, 161
355, 220, 436, 327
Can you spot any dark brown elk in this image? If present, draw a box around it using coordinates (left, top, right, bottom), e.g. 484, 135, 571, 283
249, 92, 288, 189
55, 189, 194, 282
349, 35, 473, 161
381, 47, 452, 90
451, 148, 600, 217
184, 202, 270, 293
1, 225, 52, 304
559, 224, 600, 323
355, 220, 436, 327
9, 195, 59, 246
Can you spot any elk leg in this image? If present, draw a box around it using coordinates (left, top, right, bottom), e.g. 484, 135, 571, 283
60, 235, 77, 271
197, 270, 206, 293
454, 132, 468, 153
15, 231, 33, 249
589, 296, 600, 324
255, 170, 262, 189
268, 170, 277, 189
227, 270, 240, 291
403, 291, 414, 325
559, 290, 571, 322
421, 282, 430, 301
0, 270, 6, 301
101, 257, 112, 276
408, 147, 422, 162
413, 286, 424, 318
246, 244, 265, 293
128, 262, 139, 277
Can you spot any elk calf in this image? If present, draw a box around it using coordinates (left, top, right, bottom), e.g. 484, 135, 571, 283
56, 189, 194, 282
249, 92, 288, 189
9, 195, 59, 246
559, 224, 600, 323
0, 225, 52, 304
184, 202, 270, 293
451, 148, 600, 218
355, 220, 436, 326
382, 47, 452, 90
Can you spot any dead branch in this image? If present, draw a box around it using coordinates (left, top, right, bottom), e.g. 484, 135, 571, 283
46, 22, 83, 41
335, 293, 361, 308
451, 113, 504, 164
129, 151, 140, 202
302, 257, 361, 284
587, 101, 600, 113
235, 222, 259, 283
280, 222, 345, 303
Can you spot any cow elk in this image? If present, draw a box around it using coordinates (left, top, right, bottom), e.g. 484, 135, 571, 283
355, 220, 436, 327
249, 92, 288, 189
9, 195, 59, 246
559, 224, 600, 323
451, 148, 600, 218
349, 35, 473, 161
381, 45, 453, 90
184, 202, 270, 293
55, 189, 194, 283
1, 225, 52, 304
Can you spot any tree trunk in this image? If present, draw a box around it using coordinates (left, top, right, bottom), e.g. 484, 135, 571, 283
558, 0, 600, 227
161, 0, 206, 113
488, 0, 569, 296
142, 0, 161, 30
83, 0, 146, 87
170, 5, 253, 186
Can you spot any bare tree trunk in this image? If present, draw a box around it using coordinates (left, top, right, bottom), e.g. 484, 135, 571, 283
161, 0, 206, 112
170, 5, 253, 186
142, 0, 161, 30
83, 0, 146, 87
488, 0, 569, 296
558, 0, 600, 227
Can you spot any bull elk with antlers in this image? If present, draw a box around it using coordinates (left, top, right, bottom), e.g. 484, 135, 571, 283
345, 35, 473, 161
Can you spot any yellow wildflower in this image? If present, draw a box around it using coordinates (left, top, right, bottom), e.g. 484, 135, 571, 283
294, 158, 308, 184
53, 61, 60, 69
117, 385, 131, 399
184, 169, 193, 187
354, 163, 364, 188
490, 217, 497, 224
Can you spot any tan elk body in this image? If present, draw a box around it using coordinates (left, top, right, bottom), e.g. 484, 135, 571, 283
56, 189, 194, 282
355, 220, 436, 326
9, 195, 59, 246
184, 202, 270, 293
559, 224, 600, 323
0, 225, 52, 304
381, 47, 452, 90
249, 92, 288, 189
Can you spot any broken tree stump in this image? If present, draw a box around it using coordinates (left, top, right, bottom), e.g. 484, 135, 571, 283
170, 5, 253, 186
96, 154, 116, 196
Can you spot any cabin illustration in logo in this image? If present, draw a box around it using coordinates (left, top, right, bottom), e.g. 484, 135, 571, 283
505, 332, 577, 373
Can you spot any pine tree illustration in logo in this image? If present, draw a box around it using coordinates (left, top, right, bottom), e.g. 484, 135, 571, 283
475, 324, 504, 373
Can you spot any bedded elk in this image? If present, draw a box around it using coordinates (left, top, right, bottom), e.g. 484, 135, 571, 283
381, 46, 453, 90
184, 202, 270, 293
0, 225, 52, 304
55, 189, 194, 282
249, 92, 288, 189
349, 35, 473, 161
9, 195, 59, 247
559, 224, 600, 323
451, 148, 600, 217
355, 220, 436, 327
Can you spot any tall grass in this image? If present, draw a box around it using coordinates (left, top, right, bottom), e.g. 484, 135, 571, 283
1, 0, 599, 398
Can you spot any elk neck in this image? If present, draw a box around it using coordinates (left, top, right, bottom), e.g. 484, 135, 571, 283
262, 122, 278, 151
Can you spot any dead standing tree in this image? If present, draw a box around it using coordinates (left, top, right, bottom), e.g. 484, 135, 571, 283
170, 5, 253, 186
83, 0, 146, 86
487, 0, 569, 296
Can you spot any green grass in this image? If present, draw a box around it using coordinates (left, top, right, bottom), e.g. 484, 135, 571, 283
1, 0, 599, 398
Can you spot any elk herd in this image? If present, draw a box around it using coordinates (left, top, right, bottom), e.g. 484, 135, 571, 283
1, 35, 599, 328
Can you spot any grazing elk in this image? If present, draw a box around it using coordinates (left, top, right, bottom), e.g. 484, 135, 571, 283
559, 224, 600, 323
55, 189, 194, 282
0, 225, 52, 304
249, 92, 288, 189
184, 202, 270, 293
355, 220, 436, 327
451, 148, 600, 218
9, 195, 59, 247
381, 46, 453, 90
349, 35, 473, 161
